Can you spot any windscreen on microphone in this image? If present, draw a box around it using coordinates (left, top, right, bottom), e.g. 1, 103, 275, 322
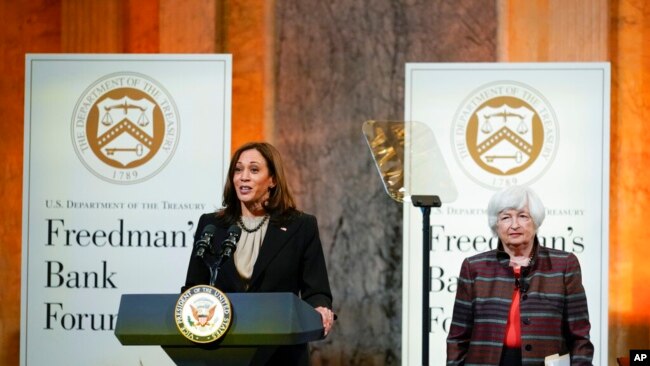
194, 224, 217, 258
227, 225, 242, 239
203, 224, 218, 236
221, 225, 242, 259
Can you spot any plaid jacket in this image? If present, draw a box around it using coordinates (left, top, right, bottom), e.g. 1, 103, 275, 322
446, 240, 594, 366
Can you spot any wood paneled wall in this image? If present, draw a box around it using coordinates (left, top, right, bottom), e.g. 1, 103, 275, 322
497, 0, 608, 61
608, 0, 650, 359
1, 0, 649, 365
0, 1, 267, 365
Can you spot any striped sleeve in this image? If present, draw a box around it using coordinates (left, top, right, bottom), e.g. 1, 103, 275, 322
446, 258, 473, 365
564, 253, 594, 365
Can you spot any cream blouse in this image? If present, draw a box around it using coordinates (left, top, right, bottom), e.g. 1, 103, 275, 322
233, 215, 269, 281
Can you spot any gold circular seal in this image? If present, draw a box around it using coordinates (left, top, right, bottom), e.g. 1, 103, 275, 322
71, 72, 180, 184
451, 80, 559, 189
174, 285, 232, 343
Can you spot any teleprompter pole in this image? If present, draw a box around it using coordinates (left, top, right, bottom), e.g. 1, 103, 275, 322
411, 195, 442, 366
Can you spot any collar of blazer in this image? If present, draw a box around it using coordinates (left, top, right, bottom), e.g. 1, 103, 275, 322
248, 213, 304, 286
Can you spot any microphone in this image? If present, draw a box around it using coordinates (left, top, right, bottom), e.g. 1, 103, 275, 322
219, 225, 242, 259
194, 224, 217, 258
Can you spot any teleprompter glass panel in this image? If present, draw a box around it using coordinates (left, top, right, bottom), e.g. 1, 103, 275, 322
362, 120, 457, 204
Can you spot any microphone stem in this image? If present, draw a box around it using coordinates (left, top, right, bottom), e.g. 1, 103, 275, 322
208, 254, 228, 287
205, 230, 240, 287
209, 264, 219, 287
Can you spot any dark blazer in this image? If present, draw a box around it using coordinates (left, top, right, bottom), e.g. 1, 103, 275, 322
182, 211, 333, 365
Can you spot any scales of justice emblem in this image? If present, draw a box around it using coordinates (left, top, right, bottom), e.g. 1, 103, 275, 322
453, 81, 558, 189
473, 102, 536, 175
72, 72, 180, 184
94, 96, 157, 168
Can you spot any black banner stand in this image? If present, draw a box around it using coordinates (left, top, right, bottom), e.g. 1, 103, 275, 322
412, 195, 442, 366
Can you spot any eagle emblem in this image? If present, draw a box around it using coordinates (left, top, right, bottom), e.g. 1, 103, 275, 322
190, 303, 217, 327
175, 286, 232, 343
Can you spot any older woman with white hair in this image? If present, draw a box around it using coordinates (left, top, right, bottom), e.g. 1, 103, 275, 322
446, 185, 593, 366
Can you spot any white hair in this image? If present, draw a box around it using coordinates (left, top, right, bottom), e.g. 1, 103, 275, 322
487, 185, 545, 236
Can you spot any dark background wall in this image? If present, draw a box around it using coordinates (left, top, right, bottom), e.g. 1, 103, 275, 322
1, 1, 648, 366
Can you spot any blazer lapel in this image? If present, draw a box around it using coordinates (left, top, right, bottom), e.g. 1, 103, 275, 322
249, 216, 299, 286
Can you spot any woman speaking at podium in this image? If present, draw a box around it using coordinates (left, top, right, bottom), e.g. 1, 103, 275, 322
183, 142, 334, 365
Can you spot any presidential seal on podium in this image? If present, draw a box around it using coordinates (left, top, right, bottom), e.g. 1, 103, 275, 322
174, 285, 232, 343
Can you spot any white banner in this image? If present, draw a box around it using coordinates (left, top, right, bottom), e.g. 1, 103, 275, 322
402, 63, 610, 365
21, 54, 232, 365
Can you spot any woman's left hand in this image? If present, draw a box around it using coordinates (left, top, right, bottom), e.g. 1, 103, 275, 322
314, 306, 335, 336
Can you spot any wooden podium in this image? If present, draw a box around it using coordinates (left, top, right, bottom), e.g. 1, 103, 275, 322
114, 292, 324, 365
